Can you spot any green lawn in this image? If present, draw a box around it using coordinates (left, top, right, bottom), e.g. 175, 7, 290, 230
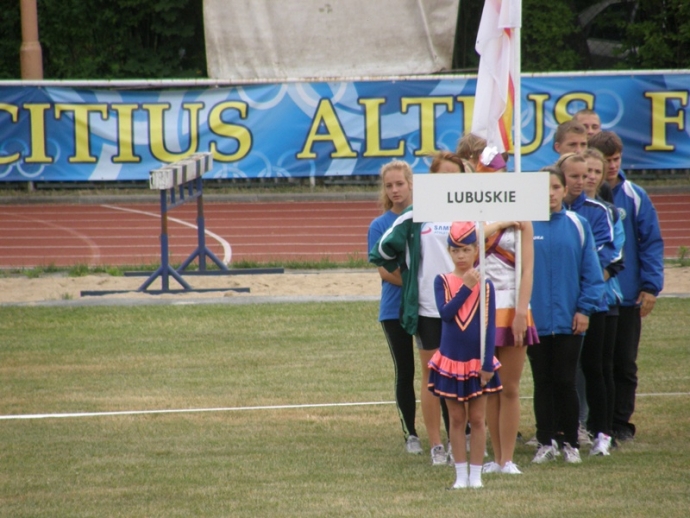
1, 299, 688, 517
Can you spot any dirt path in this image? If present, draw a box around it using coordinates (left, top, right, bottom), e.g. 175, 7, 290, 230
2, 267, 689, 305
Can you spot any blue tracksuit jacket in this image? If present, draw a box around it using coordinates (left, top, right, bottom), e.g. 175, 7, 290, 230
611, 171, 664, 306
531, 209, 605, 336
565, 191, 618, 312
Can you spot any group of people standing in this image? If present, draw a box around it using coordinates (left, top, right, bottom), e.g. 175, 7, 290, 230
367, 110, 664, 489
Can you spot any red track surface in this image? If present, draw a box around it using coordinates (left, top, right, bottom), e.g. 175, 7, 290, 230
0, 200, 380, 268
0, 194, 687, 269
651, 193, 689, 260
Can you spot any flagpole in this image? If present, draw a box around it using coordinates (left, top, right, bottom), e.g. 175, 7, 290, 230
472, 0, 524, 366
478, 221, 486, 366
514, 18, 523, 306
513, 25, 521, 175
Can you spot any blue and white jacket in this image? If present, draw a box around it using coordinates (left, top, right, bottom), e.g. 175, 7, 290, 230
531, 208, 605, 336
565, 192, 619, 312
600, 197, 625, 308
611, 171, 664, 306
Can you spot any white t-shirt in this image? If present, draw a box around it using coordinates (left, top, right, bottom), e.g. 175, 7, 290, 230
418, 222, 454, 317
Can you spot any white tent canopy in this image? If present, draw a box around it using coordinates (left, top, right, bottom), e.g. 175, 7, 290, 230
203, 0, 459, 80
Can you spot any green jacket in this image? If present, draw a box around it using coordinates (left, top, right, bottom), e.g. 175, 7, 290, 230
368, 207, 422, 335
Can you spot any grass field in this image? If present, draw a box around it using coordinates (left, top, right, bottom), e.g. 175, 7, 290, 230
1, 298, 689, 517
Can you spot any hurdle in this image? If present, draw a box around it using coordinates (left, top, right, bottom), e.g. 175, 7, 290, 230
138, 152, 229, 293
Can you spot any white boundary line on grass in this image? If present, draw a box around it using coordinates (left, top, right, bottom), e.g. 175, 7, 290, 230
1, 392, 688, 421
0, 401, 395, 420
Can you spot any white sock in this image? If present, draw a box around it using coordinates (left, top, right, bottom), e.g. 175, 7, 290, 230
469, 464, 483, 486
454, 462, 468, 485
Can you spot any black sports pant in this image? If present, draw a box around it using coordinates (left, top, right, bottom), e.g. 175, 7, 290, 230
381, 319, 417, 439
612, 305, 641, 436
528, 334, 583, 448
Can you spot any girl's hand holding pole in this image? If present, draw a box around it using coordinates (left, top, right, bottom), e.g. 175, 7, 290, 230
462, 268, 480, 289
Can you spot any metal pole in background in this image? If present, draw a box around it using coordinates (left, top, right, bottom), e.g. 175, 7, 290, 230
514, 21, 523, 305
20, 0, 43, 79
20, 0, 43, 193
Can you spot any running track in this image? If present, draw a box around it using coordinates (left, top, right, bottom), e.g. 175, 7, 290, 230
0, 194, 687, 269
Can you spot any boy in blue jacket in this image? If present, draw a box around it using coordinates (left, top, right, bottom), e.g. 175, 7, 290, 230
589, 131, 665, 442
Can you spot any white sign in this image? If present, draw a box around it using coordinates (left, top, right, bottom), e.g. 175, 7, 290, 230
412, 172, 551, 222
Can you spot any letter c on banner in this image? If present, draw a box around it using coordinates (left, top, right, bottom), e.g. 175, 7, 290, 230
0, 103, 19, 164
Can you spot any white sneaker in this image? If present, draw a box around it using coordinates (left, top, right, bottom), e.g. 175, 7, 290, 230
578, 423, 593, 446
590, 433, 612, 456
501, 461, 522, 474
532, 439, 558, 464
482, 461, 501, 474
431, 444, 447, 466
406, 435, 423, 455
563, 442, 582, 463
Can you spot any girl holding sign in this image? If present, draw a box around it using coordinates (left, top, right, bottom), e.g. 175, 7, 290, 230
427, 221, 502, 489
456, 135, 539, 475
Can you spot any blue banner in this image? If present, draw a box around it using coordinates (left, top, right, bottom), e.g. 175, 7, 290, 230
1, 72, 688, 182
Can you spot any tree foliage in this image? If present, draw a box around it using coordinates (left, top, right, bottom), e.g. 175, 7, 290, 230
0, 1, 22, 78
0, 0, 206, 79
619, 0, 690, 69
521, 0, 584, 72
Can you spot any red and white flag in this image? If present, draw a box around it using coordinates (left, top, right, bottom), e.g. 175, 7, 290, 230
470, 0, 521, 154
